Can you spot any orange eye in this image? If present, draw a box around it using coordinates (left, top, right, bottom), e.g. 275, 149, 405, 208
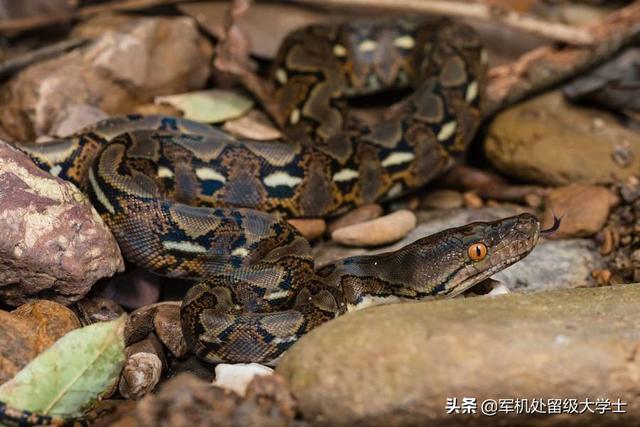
468, 242, 488, 261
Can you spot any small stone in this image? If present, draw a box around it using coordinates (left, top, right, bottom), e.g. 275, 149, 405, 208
331, 210, 417, 247
213, 363, 274, 397
420, 190, 463, 210
462, 191, 483, 208
591, 268, 612, 286
597, 227, 616, 255
153, 304, 188, 358
119, 352, 163, 400
486, 282, 511, 296
74, 296, 126, 326
328, 204, 383, 234
524, 193, 543, 208
12, 300, 81, 353
543, 184, 613, 238
286, 218, 326, 241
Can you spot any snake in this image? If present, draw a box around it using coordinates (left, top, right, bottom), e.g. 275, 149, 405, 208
9, 16, 546, 374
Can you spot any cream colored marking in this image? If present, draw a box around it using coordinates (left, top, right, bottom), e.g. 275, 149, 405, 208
347, 295, 402, 312
387, 183, 404, 199
264, 290, 291, 301
437, 121, 458, 141
332, 168, 359, 182
195, 167, 226, 183
157, 166, 174, 179
162, 240, 208, 253
465, 80, 478, 103
481, 49, 489, 64
275, 68, 288, 85
393, 35, 415, 50
231, 247, 250, 257
358, 39, 378, 53
49, 165, 63, 177
88, 168, 115, 214
263, 171, 302, 188
271, 335, 298, 344
289, 108, 301, 125
381, 152, 415, 168
333, 44, 347, 57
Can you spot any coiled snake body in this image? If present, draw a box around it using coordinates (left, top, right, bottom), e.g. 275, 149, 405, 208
16, 18, 541, 365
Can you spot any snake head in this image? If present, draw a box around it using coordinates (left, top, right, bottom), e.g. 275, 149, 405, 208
431, 212, 540, 298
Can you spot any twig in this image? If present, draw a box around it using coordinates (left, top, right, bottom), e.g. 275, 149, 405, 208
0, 0, 192, 34
289, 0, 594, 45
485, 1, 640, 115
0, 38, 90, 80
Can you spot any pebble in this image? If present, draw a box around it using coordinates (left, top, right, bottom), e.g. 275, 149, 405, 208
419, 190, 463, 210
287, 218, 326, 241
277, 285, 640, 426
542, 184, 615, 238
327, 204, 383, 234
331, 210, 417, 247
462, 190, 484, 208
213, 363, 274, 397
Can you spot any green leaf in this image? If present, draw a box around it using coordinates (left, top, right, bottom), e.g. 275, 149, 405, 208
0, 315, 126, 418
156, 89, 254, 123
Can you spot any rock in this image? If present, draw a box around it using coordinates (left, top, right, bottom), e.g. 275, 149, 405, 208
328, 204, 383, 234
134, 373, 295, 427
0, 141, 124, 305
542, 184, 615, 238
484, 91, 640, 185
462, 190, 484, 208
98, 269, 163, 311
214, 363, 274, 397
119, 352, 163, 400
277, 285, 640, 426
74, 296, 126, 326
0, 16, 213, 140
153, 304, 188, 358
287, 218, 326, 241
331, 210, 417, 247
420, 190, 463, 210
48, 104, 109, 138
0, 301, 80, 383
12, 300, 81, 352
315, 207, 602, 292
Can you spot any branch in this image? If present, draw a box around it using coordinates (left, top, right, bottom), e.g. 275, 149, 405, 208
289, 0, 594, 45
0, 0, 192, 34
485, 1, 640, 115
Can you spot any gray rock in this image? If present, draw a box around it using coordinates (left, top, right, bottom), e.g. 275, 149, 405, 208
277, 285, 640, 426
484, 91, 640, 185
315, 207, 602, 292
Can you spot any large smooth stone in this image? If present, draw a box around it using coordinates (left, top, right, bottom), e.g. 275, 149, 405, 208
277, 285, 640, 426
484, 91, 640, 185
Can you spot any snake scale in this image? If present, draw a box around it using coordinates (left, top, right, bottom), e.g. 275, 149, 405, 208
12, 17, 543, 371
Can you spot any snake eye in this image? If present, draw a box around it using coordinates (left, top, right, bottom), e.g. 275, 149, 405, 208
467, 242, 488, 261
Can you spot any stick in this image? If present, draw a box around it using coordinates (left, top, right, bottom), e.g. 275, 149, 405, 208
485, 1, 640, 115
289, 0, 594, 45
0, 38, 90, 80
0, 0, 192, 34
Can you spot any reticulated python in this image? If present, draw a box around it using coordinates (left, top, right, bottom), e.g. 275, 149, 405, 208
14, 18, 542, 367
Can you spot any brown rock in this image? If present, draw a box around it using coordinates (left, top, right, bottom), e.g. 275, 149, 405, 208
543, 184, 615, 238
154, 304, 188, 358
462, 190, 484, 208
0, 16, 213, 140
12, 300, 81, 353
328, 204, 383, 234
0, 311, 38, 383
331, 210, 417, 247
485, 91, 640, 185
74, 296, 126, 326
135, 372, 295, 427
420, 190, 463, 210
287, 218, 326, 241
119, 352, 163, 400
0, 141, 124, 305
278, 285, 640, 427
